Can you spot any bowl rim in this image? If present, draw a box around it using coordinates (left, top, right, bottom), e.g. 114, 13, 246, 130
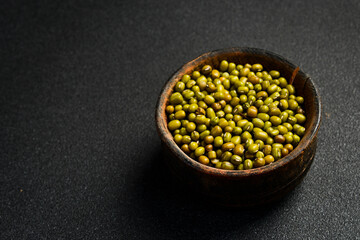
155, 47, 321, 179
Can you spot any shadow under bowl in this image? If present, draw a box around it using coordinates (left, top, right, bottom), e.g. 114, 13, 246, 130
155, 47, 321, 207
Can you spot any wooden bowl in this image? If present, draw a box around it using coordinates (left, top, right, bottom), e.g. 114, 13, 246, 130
155, 47, 321, 207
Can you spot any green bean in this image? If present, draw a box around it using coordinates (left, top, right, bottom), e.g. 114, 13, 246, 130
166, 61, 306, 169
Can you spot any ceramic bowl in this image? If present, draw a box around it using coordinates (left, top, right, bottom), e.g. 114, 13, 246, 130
155, 47, 321, 207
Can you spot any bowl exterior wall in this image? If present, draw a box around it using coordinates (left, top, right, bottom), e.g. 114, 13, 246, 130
161, 136, 317, 207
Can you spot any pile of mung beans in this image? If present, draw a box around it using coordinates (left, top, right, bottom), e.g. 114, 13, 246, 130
166, 60, 306, 170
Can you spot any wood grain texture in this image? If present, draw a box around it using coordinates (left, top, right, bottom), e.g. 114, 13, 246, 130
155, 47, 321, 207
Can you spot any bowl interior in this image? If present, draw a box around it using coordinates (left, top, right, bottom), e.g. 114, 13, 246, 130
156, 47, 321, 176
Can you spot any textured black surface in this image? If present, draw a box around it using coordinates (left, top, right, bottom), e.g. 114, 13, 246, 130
1, 0, 359, 239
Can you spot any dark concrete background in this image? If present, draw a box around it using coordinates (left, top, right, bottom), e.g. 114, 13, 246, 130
1, 0, 359, 239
